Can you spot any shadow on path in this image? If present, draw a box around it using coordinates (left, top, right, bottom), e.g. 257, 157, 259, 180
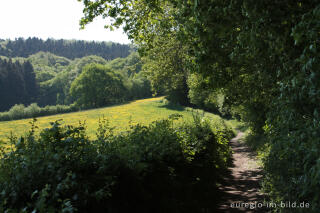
215, 132, 268, 212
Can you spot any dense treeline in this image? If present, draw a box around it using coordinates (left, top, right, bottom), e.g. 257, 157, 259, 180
79, 0, 320, 212
0, 38, 147, 114
0, 37, 131, 60
0, 58, 38, 111
31, 53, 110, 106
0, 51, 151, 114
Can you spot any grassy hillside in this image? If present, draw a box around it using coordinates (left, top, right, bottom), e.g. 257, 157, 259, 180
0, 97, 232, 147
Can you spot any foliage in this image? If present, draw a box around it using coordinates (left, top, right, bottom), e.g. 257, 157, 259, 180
28, 51, 71, 82
68, 55, 108, 81
187, 73, 231, 117
79, 0, 320, 211
67, 54, 151, 108
0, 50, 152, 109
262, 4, 320, 212
0, 38, 134, 109
0, 58, 39, 112
0, 114, 233, 212
142, 33, 190, 105
38, 70, 72, 106
106, 52, 152, 100
0, 120, 103, 212
0, 103, 78, 121
128, 72, 152, 100
32, 54, 110, 106
106, 51, 142, 76
0, 37, 131, 60
69, 63, 128, 108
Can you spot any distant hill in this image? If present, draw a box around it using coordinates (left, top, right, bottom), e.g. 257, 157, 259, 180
0, 38, 147, 112
0, 50, 150, 111
0, 37, 132, 60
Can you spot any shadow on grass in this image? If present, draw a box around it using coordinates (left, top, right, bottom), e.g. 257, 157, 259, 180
157, 103, 185, 111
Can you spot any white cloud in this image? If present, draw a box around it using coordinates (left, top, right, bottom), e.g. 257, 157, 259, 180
0, 0, 130, 44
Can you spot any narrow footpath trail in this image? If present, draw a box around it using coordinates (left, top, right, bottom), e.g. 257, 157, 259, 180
216, 132, 267, 212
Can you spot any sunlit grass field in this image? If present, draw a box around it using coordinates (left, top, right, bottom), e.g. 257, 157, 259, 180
0, 97, 230, 148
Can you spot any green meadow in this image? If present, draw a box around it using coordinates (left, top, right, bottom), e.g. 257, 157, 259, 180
0, 97, 234, 147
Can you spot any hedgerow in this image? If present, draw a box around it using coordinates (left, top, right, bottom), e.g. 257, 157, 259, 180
0, 103, 78, 121
0, 114, 233, 212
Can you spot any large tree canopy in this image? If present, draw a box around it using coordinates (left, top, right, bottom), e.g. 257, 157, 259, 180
69, 63, 127, 108
142, 32, 190, 105
79, 0, 320, 211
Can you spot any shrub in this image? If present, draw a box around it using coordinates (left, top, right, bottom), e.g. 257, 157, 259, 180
0, 120, 105, 212
0, 115, 234, 212
8, 104, 25, 120
0, 103, 78, 121
25, 103, 41, 117
0, 112, 10, 121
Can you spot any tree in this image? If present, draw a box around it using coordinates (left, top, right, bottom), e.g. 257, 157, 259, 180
0, 58, 38, 111
80, 1, 192, 105
142, 33, 190, 105
22, 61, 39, 103
0, 37, 131, 60
79, 0, 320, 211
106, 52, 152, 100
69, 63, 127, 108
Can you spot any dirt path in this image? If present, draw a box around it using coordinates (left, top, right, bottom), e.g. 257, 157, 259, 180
216, 132, 267, 212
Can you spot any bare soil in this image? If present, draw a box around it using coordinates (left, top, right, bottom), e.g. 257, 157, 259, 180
216, 132, 267, 212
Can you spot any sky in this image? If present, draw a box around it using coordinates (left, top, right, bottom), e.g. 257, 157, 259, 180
0, 0, 131, 44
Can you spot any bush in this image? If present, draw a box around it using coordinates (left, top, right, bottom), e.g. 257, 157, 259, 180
0, 120, 107, 212
25, 103, 41, 117
0, 112, 10, 121
8, 104, 25, 120
0, 103, 78, 121
0, 115, 234, 212
260, 5, 320, 212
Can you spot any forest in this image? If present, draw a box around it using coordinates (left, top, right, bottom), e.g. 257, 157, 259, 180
0, 37, 131, 59
0, 38, 151, 119
0, 0, 319, 212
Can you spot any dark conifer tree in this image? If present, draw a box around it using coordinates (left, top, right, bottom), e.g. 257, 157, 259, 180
22, 61, 38, 103
0, 58, 38, 111
0, 37, 131, 60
